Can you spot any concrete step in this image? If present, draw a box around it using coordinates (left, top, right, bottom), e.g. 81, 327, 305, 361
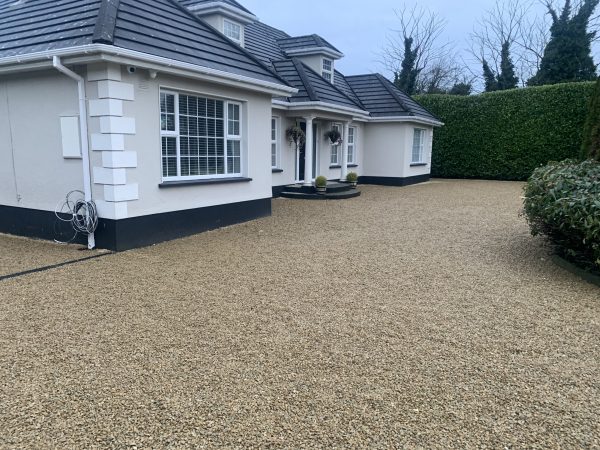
280, 189, 361, 200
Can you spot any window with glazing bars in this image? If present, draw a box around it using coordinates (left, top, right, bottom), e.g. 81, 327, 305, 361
160, 91, 241, 179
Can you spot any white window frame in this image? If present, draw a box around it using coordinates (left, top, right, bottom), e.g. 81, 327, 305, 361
322, 58, 334, 83
412, 128, 426, 164
330, 122, 341, 165
223, 19, 242, 45
159, 89, 243, 181
347, 126, 357, 165
271, 116, 279, 169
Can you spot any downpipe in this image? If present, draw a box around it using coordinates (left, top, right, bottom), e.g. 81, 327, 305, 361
52, 56, 95, 249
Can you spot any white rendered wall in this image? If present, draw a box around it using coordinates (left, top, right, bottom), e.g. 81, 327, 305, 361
0, 71, 84, 211
123, 70, 274, 218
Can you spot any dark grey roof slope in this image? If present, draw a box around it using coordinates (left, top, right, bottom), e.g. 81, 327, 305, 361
177, 0, 253, 15
0, 0, 101, 57
272, 59, 365, 111
277, 34, 341, 55
346, 74, 439, 121
245, 21, 289, 67
113, 0, 285, 84
0, 0, 289, 88
334, 70, 363, 108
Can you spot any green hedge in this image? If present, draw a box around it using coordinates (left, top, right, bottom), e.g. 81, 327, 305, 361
523, 159, 600, 273
416, 82, 595, 180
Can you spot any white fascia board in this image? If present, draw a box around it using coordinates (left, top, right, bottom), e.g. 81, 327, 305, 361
272, 100, 370, 119
369, 116, 444, 127
0, 45, 297, 97
284, 47, 344, 59
187, 3, 258, 24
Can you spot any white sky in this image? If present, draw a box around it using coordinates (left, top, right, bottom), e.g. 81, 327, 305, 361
240, 0, 576, 79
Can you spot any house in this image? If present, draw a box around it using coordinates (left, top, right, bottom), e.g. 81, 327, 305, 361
0, 0, 442, 251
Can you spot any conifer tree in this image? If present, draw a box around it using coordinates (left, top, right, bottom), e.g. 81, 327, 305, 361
530, 0, 599, 85
497, 41, 519, 90
394, 37, 420, 95
482, 60, 498, 92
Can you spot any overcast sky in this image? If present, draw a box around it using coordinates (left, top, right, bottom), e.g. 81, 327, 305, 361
240, 0, 553, 78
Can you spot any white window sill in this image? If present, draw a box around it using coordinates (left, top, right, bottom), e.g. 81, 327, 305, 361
159, 177, 252, 188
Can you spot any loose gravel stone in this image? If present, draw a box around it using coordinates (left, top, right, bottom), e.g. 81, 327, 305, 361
0, 180, 598, 449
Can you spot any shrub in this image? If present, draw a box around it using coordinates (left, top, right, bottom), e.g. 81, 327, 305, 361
416, 82, 595, 180
315, 175, 328, 188
581, 78, 600, 161
523, 159, 600, 273
346, 171, 358, 183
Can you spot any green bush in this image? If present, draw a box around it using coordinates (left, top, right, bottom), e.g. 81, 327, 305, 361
417, 82, 595, 180
315, 175, 327, 188
523, 159, 600, 273
346, 171, 358, 183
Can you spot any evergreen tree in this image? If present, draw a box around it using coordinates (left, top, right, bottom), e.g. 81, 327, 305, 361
482, 59, 498, 92
497, 41, 519, 90
449, 82, 472, 96
581, 78, 600, 160
529, 0, 599, 86
394, 37, 420, 95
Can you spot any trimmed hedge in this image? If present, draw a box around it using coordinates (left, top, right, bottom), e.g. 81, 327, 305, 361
523, 159, 600, 273
416, 82, 595, 180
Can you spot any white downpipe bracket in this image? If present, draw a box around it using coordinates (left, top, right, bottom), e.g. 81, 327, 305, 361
52, 56, 96, 249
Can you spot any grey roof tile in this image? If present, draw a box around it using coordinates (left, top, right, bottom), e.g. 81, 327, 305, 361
272, 59, 365, 111
178, 0, 253, 15
277, 34, 341, 55
245, 21, 289, 67
345, 74, 439, 121
0, 0, 101, 57
0, 0, 289, 88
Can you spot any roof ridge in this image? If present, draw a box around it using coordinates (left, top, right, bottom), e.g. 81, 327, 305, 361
334, 69, 366, 110
298, 61, 366, 111
375, 73, 414, 116
291, 58, 319, 102
92, 0, 120, 45
167, 0, 292, 88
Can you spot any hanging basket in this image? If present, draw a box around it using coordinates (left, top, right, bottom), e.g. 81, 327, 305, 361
325, 129, 342, 145
286, 126, 306, 148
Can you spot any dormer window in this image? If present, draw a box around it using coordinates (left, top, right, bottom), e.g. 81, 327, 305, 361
322, 58, 333, 83
224, 19, 242, 45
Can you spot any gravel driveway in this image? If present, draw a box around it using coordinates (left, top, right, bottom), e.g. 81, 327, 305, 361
0, 180, 598, 448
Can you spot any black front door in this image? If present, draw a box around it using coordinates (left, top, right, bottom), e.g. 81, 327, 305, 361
298, 122, 306, 181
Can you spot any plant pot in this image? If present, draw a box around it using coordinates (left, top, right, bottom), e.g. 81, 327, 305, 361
316, 186, 327, 195
350, 181, 358, 189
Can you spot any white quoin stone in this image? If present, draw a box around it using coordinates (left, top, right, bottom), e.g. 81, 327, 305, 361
95, 200, 129, 220
104, 184, 139, 202
97, 80, 135, 101
93, 167, 127, 185
87, 63, 122, 82
102, 151, 138, 169
89, 99, 124, 117
100, 117, 136, 135
91, 133, 126, 151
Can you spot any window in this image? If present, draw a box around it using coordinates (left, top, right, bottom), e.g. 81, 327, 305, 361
224, 19, 242, 44
271, 117, 279, 168
322, 58, 333, 83
160, 90, 242, 180
412, 128, 426, 164
330, 123, 341, 165
347, 127, 356, 164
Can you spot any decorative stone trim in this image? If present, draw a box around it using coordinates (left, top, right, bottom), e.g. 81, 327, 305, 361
91, 133, 125, 151
89, 99, 123, 117
89, 63, 137, 221
102, 151, 137, 168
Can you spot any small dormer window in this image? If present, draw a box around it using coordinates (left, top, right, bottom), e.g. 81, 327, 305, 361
224, 19, 242, 45
322, 58, 333, 83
